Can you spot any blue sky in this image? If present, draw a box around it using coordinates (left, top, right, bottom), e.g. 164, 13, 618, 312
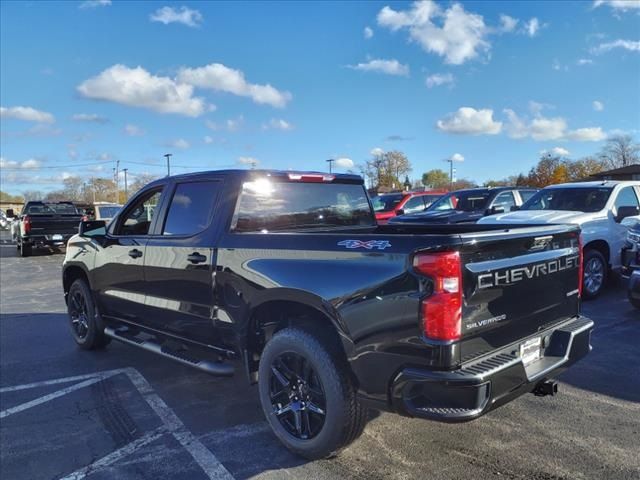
1, 0, 639, 194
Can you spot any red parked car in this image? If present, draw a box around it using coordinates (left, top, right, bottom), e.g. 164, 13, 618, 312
372, 190, 447, 224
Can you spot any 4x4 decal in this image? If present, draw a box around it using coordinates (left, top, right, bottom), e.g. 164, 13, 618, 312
337, 240, 391, 250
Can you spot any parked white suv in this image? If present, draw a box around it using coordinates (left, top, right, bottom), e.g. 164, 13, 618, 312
479, 181, 640, 298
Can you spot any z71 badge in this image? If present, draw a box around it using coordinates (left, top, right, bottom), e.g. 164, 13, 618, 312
338, 239, 391, 250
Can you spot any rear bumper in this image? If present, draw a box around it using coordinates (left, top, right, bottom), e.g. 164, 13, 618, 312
22, 234, 73, 247
390, 316, 593, 422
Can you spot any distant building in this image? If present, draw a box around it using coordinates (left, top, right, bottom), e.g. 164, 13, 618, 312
589, 164, 640, 181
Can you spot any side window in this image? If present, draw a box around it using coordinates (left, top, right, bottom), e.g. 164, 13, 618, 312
614, 186, 640, 210
116, 189, 163, 236
403, 196, 426, 213
492, 191, 516, 209
162, 181, 220, 236
519, 190, 537, 203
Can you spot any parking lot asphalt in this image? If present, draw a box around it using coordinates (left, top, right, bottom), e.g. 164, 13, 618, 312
0, 229, 638, 480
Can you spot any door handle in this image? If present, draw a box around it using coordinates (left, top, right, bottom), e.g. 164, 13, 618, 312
128, 249, 143, 259
187, 252, 207, 264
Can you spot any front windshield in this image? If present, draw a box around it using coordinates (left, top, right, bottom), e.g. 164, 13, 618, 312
521, 187, 613, 213
372, 194, 404, 212
429, 191, 491, 212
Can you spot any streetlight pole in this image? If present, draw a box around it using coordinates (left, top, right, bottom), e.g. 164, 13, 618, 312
123, 168, 129, 200
114, 159, 120, 203
326, 158, 335, 173
164, 153, 173, 176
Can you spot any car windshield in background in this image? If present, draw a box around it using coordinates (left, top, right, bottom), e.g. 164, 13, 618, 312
96, 206, 120, 218
429, 191, 491, 212
233, 180, 374, 232
372, 194, 404, 212
27, 203, 79, 214
521, 187, 613, 212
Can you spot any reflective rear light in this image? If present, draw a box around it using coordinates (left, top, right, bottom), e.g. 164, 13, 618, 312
287, 173, 335, 183
578, 234, 584, 299
414, 251, 462, 341
23, 215, 31, 234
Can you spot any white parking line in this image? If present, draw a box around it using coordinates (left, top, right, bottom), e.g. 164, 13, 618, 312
0, 368, 236, 480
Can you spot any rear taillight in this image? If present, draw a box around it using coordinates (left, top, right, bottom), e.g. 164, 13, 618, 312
23, 215, 31, 234
414, 251, 462, 341
578, 234, 584, 299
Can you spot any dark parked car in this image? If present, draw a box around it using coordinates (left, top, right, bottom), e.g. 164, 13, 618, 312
622, 220, 640, 309
9, 201, 82, 257
372, 190, 447, 224
62, 170, 592, 459
389, 187, 538, 225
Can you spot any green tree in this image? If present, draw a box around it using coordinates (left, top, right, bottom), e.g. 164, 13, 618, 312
421, 169, 450, 189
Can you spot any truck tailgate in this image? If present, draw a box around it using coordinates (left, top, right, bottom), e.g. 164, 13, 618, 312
28, 215, 81, 235
458, 225, 581, 361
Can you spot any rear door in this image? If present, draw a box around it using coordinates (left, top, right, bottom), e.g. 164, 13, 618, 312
142, 179, 223, 345
94, 187, 165, 322
458, 225, 581, 361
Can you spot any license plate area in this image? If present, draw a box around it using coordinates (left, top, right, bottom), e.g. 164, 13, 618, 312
52, 234, 63, 240
520, 337, 542, 366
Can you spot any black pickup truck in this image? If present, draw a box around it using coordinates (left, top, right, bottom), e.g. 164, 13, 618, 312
62, 170, 593, 459
10, 201, 82, 257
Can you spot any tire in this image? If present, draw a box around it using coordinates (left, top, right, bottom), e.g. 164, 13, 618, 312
19, 240, 32, 257
582, 249, 607, 300
258, 327, 367, 460
630, 295, 640, 310
67, 278, 110, 350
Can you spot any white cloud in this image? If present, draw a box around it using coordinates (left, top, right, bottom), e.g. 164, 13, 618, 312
370, 147, 385, 157
203, 135, 213, 144
593, 100, 604, 111
499, 14, 519, 33
77, 65, 207, 117
262, 118, 294, 131
347, 58, 410, 76
149, 6, 203, 27
565, 127, 606, 141
540, 147, 571, 157
449, 153, 464, 162
1, 106, 55, 123
425, 72, 454, 88
124, 124, 145, 136
593, 0, 640, 12
178, 63, 291, 108
524, 17, 540, 37
364, 26, 374, 39
0, 157, 42, 169
504, 109, 606, 142
237, 156, 259, 166
592, 39, 640, 54
437, 107, 502, 135
166, 138, 190, 149
79, 0, 111, 9
72, 113, 108, 123
577, 58, 594, 65
377, 1, 490, 65
335, 157, 355, 169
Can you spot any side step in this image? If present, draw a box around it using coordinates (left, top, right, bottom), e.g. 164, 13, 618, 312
104, 327, 234, 377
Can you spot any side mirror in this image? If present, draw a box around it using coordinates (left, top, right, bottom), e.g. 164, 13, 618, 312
6, 209, 15, 218
79, 220, 106, 237
510, 205, 520, 212
616, 206, 640, 223
396, 209, 405, 216
488, 206, 505, 215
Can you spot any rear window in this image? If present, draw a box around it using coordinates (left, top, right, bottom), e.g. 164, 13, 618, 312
430, 191, 491, 212
521, 187, 613, 212
27, 203, 78, 214
372, 193, 404, 212
232, 180, 374, 232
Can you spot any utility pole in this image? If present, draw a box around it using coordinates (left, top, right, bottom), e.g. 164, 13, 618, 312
164, 153, 173, 176
91, 177, 96, 203
114, 159, 120, 203
123, 168, 129, 201
444, 155, 464, 189
326, 158, 335, 173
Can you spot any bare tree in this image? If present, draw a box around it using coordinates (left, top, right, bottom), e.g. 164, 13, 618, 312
21, 190, 44, 201
599, 135, 640, 169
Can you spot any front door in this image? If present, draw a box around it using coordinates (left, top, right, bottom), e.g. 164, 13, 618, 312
143, 179, 223, 345
94, 187, 164, 322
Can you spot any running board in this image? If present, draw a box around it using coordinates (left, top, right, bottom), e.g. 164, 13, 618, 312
104, 327, 234, 377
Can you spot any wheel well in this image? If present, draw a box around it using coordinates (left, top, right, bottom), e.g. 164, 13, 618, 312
62, 266, 89, 303
246, 300, 349, 383
584, 240, 610, 266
